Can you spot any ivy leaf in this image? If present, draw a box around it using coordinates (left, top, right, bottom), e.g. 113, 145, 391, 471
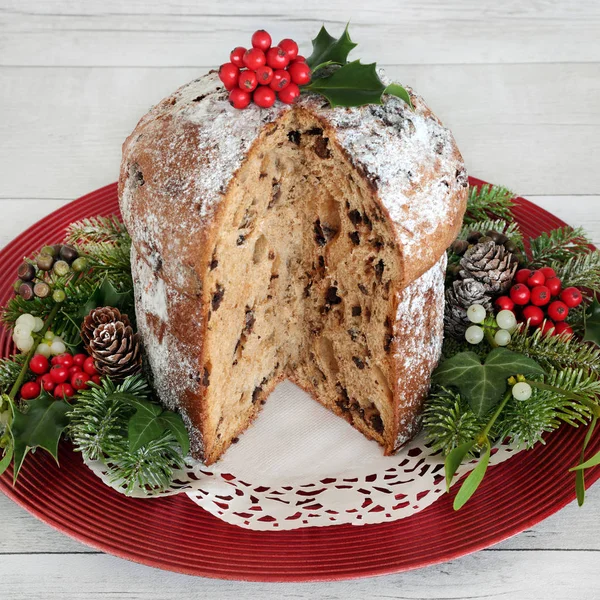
306, 24, 357, 69
583, 298, 600, 347
306, 61, 387, 108
434, 349, 545, 417
445, 440, 475, 491
453, 441, 491, 510
125, 397, 163, 452
11, 397, 70, 482
384, 83, 414, 109
159, 412, 190, 457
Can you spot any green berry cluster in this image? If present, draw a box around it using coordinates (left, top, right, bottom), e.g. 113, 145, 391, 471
13, 244, 87, 303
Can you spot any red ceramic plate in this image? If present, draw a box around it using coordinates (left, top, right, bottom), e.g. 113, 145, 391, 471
1, 177, 599, 582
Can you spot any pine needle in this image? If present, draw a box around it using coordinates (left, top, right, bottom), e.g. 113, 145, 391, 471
65, 216, 128, 244
465, 184, 515, 224
529, 226, 591, 267
0, 354, 31, 396
552, 251, 600, 295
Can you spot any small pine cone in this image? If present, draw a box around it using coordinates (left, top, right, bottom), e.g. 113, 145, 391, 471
459, 240, 518, 294
89, 321, 141, 380
451, 278, 492, 311
81, 307, 131, 351
444, 290, 470, 340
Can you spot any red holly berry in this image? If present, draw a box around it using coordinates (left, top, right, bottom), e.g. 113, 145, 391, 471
288, 61, 311, 85
530, 285, 551, 307
71, 371, 91, 391
553, 321, 573, 336
20, 381, 41, 400
292, 55, 306, 63
68, 365, 81, 376
229, 87, 252, 110
540, 319, 556, 336
548, 300, 569, 322
57, 353, 74, 368
51, 356, 62, 366
494, 296, 515, 311
510, 283, 531, 305
50, 364, 69, 383
29, 354, 49, 375
253, 86, 276, 108
278, 38, 299, 60
522, 305, 544, 327
560, 287, 583, 308
269, 69, 290, 91
251, 29, 272, 51
230, 47, 246, 68
255, 65, 274, 85
91, 374, 102, 385
238, 70, 258, 92
218, 62, 240, 91
527, 270, 546, 287
39, 373, 55, 392
278, 82, 301, 104
73, 353, 87, 367
514, 269, 532, 285
266, 46, 290, 70
54, 383, 75, 399
539, 267, 556, 279
243, 48, 266, 70
83, 356, 98, 376
545, 276, 562, 297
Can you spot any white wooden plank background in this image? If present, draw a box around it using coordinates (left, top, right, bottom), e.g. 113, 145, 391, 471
1, 0, 599, 597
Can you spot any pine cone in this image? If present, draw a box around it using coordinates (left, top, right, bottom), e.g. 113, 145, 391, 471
444, 289, 470, 340
81, 307, 131, 351
451, 278, 492, 311
89, 321, 141, 380
459, 241, 518, 294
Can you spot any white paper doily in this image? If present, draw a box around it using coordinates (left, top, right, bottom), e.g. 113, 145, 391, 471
85, 381, 520, 530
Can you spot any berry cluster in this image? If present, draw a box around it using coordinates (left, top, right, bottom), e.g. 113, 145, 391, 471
20, 351, 100, 401
464, 304, 517, 347
12, 312, 69, 355
219, 30, 310, 109
14, 243, 86, 303
495, 267, 582, 336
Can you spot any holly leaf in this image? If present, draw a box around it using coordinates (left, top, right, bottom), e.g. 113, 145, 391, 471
159, 412, 190, 457
77, 276, 132, 321
306, 61, 386, 108
384, 83, 414, 110
434, 349, 545, 417
583, 297, 600, 347
306, 23, 357, 69
11, 397, 70, 483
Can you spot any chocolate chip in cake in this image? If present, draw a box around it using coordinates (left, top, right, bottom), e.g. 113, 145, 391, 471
351, 305, 362, 317
349, 231, 360, 246
371, 414, 384, 434
244, 307, 256, 333
358, 283, 369, 296
313, 136, 331, 159
236, 234, 246, 246
192, 94, 207, 102
326, 286, 342, 305
352, 356, 365, 370
212, 284, 225, 311
287, 130, 301, 145
348, 209, 362, 226
348, 327, 360, 342
375, 259, 385, 281
305, 127, 323, 136
370, 237, 384, 251
314, 219, 327, 246
384, 334, 394, 353
129, 162, 145, 188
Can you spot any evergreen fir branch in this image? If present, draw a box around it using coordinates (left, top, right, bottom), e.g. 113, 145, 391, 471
509, 325, 600, 376
423, 388, 486, 456
529, 226, 591, 267
551, 251, 600, 295
0, 354, 31, 395
464, 184, 515, 224
84, 241, 133, 293
494, 368, 594, 449
457, 219, 524, 249
65, 215, 128, 245
68, 375, 185, 494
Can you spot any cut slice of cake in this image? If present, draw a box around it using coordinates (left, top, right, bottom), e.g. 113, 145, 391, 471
119, 72, 467, 464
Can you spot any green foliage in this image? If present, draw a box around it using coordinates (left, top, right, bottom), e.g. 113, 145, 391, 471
433, 349, 545, 417
65, 215, 128, 244
0, 354, 30, 396
529, 226, 590, 267
68, 375, 189, 494
553, 252, 600, 296
453, 441, 491, 510
423, 388, 485, 455
304, 25, 412, 109
11, 395, 71, 482
465, 184, 515, 224
583, 298, 600, 347
510, 325, 600, 376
